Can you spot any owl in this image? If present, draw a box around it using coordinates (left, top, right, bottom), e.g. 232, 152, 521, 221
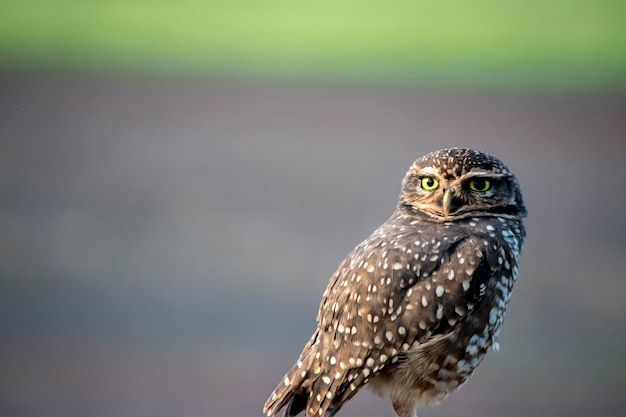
264, 148, 527, 417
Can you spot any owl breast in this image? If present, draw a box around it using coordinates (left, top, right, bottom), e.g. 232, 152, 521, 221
369, 216, 523, 407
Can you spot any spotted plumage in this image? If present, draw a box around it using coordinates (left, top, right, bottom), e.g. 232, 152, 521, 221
264, 148, 527, 417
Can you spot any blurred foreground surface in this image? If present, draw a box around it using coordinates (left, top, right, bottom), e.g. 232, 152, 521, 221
1, 74, 625, 417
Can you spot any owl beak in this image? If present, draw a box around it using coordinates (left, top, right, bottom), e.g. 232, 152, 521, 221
442, 188, 460, 217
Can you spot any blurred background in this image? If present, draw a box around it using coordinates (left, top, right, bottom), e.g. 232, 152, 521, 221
1, 1, 625, 416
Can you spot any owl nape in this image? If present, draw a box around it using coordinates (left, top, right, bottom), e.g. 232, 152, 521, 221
264, 148, 526, 417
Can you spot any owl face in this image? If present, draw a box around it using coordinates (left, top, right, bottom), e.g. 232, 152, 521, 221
399, 148, 526, 221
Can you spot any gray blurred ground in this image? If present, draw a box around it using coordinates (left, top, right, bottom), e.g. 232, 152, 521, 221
1, 73, 625, 417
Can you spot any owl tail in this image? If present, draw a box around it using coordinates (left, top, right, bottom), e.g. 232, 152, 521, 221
264, 345, 316, 417
264, 368, 339, 417
265, 333, 346, 417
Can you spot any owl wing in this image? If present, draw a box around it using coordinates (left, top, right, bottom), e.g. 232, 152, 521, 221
264, 227, 502, 417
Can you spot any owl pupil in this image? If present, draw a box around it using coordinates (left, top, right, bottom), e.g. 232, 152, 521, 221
473, 179, 486, 189
425, 178, 434, 187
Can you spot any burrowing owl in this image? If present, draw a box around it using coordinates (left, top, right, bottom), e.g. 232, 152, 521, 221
264, 148, 526, 417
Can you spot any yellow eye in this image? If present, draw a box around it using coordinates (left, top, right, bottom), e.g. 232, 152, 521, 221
420, 176, 439, 190
468, 178, 492, 192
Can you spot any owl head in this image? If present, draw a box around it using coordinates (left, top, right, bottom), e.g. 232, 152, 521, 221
398, 148, 527, 221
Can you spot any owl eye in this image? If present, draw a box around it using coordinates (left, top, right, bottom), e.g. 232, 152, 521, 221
468, 178, 492, 192
420, 176, 439, 190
